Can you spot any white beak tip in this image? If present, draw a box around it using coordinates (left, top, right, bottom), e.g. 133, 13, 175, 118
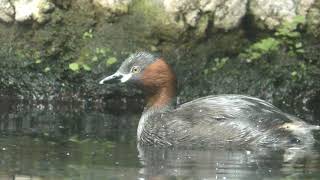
99, 80, 105, 85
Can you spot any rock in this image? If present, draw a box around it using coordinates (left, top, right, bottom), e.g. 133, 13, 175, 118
213, 0, 247, 30
297, 0, 315, 16
14, 0, 55, 23
250, 0, 314, 29
93, 0, 132, 15
163, 0, 198, 13
199, 0, 221, 12
163, 0, 201, 27
140, 0, 316, 31
306, 1, 320, 36
164, 0, 247, 29
131, 0, 187, 41
0, 0, 14, 23
185, 9, 200, 27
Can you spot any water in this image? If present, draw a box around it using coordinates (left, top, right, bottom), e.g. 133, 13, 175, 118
1, 98, 320, 180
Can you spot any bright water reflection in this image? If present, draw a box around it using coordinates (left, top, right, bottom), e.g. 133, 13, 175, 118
0, 98, 320, 180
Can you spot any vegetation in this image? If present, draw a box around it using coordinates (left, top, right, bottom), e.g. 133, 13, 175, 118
68, 47, 118, 72
240, 16, 306, 63
204, 57, 229, 75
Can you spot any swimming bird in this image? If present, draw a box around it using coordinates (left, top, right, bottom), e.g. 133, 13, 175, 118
99, 52, 318, 148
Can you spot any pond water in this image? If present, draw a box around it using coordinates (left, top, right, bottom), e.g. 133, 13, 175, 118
0, 98, 320, 180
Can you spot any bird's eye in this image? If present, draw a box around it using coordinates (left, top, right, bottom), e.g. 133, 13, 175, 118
131, 66, 141, 73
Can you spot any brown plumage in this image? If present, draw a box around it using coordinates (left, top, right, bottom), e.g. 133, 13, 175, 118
141, 58, 177, 109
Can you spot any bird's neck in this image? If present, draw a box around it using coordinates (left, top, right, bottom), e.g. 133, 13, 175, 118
140, 58, 177, 111
144, 84, 176, 111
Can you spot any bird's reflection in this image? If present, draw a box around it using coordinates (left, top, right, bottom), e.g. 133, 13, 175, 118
137, 144, 320, 180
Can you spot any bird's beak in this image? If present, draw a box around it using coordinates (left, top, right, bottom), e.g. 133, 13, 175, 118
99, 72, 123, 84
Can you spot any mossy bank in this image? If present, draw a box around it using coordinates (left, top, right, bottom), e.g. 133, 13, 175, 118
0, 0, 319, 122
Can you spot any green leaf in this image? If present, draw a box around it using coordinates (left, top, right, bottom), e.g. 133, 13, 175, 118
69, 62, 80, 71
44, 67, 50, 72
82, 64, 91, 71
69, 135, 80, 143
295, 42, 302, 48
292, 15, 306, 24
291, 71, 297, 76
82, 29, 93, 39
287, 32, 300, 38
92, 56, 98, 62
296, 48, 305, 53
106, 57, 117, 66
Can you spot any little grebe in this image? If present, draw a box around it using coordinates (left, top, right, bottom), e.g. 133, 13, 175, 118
99, 52, 318, 148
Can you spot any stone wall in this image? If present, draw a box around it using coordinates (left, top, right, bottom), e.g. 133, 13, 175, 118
1, 0, 319, 36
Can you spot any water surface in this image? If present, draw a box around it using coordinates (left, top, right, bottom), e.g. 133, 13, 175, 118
0, 98, 320, 180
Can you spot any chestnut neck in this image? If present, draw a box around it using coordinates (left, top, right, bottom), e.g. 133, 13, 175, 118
141, 59, 177, 111
144, 83, 176, 111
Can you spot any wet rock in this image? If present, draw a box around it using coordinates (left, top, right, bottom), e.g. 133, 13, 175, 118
250, 0, 314, 29
14, 0, 55, 23
0, 0, 14, 23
